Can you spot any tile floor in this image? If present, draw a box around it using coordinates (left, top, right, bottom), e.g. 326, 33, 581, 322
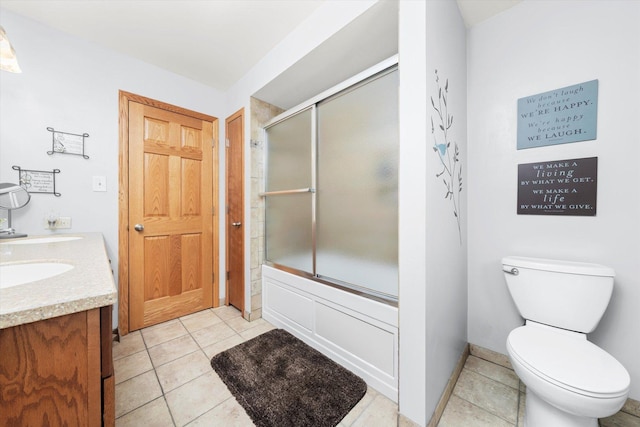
114, 307, 640, 427
437, 353, 640, 427
113, 306, 397, 426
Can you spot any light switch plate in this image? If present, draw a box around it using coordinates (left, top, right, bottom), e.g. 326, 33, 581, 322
92, 176, 107, 192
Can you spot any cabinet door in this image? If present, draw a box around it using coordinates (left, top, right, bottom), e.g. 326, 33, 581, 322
0, 309, 101, 426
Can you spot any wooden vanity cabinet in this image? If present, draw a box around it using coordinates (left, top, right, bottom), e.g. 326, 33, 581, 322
0, 305, 115, 426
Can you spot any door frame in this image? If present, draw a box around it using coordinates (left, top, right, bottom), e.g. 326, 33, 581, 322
118, 91, 220, 335
225, 108, 245, 314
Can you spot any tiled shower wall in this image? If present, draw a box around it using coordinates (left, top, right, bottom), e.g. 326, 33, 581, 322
248, 97, 284, 320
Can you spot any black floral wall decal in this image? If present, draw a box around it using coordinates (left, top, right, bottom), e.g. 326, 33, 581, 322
431, 69, 463, 243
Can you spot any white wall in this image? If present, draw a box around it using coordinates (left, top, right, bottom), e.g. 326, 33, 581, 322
0, 1, 469, 424
467, 0, 640, 399
224, 0, 379, 316
398, 0, 429, 422
224, 1, 377, 114
398, 0, 468, 424
424, 0, 468, 420
0, 10, 226, 326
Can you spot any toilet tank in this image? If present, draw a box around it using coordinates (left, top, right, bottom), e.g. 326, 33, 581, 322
502, 256, 615, 333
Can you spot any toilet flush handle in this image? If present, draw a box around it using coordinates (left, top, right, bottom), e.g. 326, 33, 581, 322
503, 266, 519, 275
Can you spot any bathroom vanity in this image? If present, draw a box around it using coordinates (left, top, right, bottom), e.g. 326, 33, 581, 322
0, 233, 117, 426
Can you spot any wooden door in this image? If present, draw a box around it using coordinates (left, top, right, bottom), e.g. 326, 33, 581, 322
225, 109, 244, 313
128, 101, 215, 330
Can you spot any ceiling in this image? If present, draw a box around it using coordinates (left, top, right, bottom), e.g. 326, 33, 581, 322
456, 0, 521, 28
0, 0, 521, 107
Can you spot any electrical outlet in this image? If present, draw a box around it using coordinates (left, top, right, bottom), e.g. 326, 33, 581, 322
43, 217, 72, 229
56, 217, 71, 229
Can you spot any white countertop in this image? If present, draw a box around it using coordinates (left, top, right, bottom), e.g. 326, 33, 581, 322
0, 233, 117, 329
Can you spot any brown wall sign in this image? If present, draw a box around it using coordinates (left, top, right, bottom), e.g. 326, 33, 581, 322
518, 157, 597, 216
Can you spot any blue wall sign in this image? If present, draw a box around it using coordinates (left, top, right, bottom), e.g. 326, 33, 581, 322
517, 80, 598, 149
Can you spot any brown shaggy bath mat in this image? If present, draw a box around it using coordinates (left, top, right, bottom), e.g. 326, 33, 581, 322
210, 328, 367, 427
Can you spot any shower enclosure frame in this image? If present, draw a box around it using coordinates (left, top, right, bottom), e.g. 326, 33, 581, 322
261, 57, 399, 305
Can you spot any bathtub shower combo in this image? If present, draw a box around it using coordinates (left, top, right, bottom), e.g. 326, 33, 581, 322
261, 59, 399, 400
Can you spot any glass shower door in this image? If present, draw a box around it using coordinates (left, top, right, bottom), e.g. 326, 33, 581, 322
264, 107, 314, 274
316, 69, 399, 297
263, 66, 399, 301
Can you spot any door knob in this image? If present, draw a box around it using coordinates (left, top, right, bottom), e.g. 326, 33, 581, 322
134, 224, 144, 232
231, 222, 242, 227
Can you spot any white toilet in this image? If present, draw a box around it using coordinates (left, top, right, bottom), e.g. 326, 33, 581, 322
502, 256, 630, 427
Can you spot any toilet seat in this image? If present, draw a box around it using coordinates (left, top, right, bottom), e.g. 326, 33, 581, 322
507, 325, 630, 399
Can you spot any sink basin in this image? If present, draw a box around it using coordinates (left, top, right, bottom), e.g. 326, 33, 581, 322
2, 236, 83, 245
0, 262, 74, 289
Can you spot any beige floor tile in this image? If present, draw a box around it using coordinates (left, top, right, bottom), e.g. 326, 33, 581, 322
115, 397, 174, 427
148, 334, 200, 367
180, 309, 223, 333
115, 370, 163, 418
191, 321, 237, 348
438, 395, 513, 427
464, 355, 520, 389
238, 321, 275, 341
453, 369, 519, 424
113, 331, 145, 361
351, 393, 398, 427
114, 350, 153, 385
156, 350, 212, 393
622, 400, 640, 418
114, 315, 424, 427
599, 410, 640, 427
143, 318, 180, 333
142, 320, 189, 348
213, 305, 242, 321
165, 371, 232, 426
339, 387, 379, 426
398, 414, 420, 426
186, 397, 254, 426
202, 334, 245, 358
225, 316, 267, 333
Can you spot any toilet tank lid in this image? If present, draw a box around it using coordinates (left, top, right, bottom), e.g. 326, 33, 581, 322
502, 256, 615, 277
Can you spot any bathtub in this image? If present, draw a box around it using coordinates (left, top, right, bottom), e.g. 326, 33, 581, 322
261, 264, 399, 402
266, 251, 398, 299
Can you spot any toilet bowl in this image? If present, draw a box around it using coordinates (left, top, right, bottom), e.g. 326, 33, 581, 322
502, 256, 631, 427
507, 322, 630, 427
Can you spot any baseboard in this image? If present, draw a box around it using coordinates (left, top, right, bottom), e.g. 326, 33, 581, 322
426, 343, 470, 427
469, 343, 512, 369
